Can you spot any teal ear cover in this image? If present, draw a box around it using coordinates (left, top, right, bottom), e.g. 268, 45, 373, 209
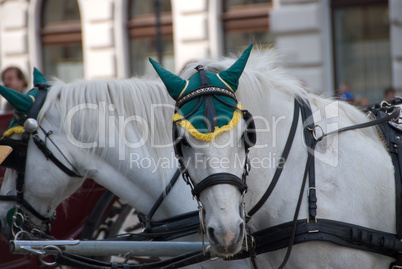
0, 85, 34, 114
149, 58, 187, 100
219, 43, 253, 92
150, 44, 253, 135
33, 67, 48, 86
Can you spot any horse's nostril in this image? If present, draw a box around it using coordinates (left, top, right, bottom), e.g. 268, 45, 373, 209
207, 227, 218, 244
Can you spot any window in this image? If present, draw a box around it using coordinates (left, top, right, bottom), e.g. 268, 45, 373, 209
222, 0, 274, 53
41, 0, 83, 82
332, 0, 391, 103
127, 0, 174, 76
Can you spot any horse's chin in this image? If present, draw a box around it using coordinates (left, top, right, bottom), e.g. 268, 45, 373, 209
209, 242, 243, 258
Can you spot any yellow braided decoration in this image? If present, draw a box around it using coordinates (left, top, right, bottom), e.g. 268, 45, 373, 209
2, 126, 25, 138
172, 104, 244, 141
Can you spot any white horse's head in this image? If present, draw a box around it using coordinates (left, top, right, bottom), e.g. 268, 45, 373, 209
150, 45, 255, 256
0, 70, 188, 241
0, 74, 87, 240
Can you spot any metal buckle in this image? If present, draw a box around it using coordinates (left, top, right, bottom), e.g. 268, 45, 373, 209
307, 125, 324, 141
380, 100, 392, 108
308, 187, 316, 196
306, 216, 317, 224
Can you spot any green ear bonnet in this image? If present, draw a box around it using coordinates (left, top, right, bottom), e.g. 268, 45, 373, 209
149, 44, 253, 141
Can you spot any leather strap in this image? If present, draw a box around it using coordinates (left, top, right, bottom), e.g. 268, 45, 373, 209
141, 169, 181, 232
32, 133, 82, 177
191, 172, 247, 198
27, 85, 48, 119
300, 99, 318, 220
247, 99, 300, 218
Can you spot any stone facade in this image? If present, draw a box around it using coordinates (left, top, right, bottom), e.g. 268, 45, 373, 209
390, 0, 402, 88
0, 0, 400, 96
270, 0, 333, 95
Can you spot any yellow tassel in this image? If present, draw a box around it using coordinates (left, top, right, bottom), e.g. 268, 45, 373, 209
2, 126, 25, 138
172, 104, 244, 141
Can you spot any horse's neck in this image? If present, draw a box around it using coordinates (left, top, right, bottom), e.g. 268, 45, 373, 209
60, 96, 197, 220
244, 90, 396, 233
81, 152, 195, 219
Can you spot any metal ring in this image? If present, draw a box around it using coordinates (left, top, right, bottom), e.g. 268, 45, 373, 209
39, 245, 61, 266
205, 246, 219, 261
12, 212, 24, 229
312, 125, 324, 141
14, 230, 31, 240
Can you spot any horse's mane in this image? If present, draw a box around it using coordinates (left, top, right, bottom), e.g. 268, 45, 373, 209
38, 76, 175, 177
179, 46, 380, 143
179, 46, 309, 112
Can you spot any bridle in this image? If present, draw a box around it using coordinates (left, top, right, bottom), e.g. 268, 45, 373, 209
171, 67, 256, 247
0, 84, 82, 239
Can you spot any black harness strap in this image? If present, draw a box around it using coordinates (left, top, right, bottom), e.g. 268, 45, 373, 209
238, 218, 402, 259
323, 108, 400, 139
367, 106, 402, 267
27, 84, 48, 119
300, 99, 318, 221
54, 248, 207, 269
32, 133, 82, 178
140, 169, 181, 232
191, 172, 247, 199
247, 99, 300, 218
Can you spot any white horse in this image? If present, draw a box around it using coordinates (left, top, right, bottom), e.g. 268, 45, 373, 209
0, 74, 253, 268
152, 47, 397, 268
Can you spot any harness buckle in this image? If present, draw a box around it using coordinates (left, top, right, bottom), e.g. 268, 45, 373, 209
308, 187, 317, 196
307, 216, 317, 224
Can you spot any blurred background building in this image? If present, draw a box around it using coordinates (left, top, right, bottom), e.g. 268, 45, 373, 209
0, 0, 401, 105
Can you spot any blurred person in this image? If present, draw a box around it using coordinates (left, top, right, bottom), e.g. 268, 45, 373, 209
384, 87, 396, 100
1, 66, 28, 112
338, 82, 354, 104
356, 96, 369, 107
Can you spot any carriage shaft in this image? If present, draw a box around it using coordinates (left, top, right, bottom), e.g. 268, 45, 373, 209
10, 240, 207, 257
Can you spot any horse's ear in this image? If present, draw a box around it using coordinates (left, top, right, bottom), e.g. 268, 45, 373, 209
33, 67, 47, 86
0, 85, 34, 113
219, 44, 253, 92
149, 57, 187, 100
